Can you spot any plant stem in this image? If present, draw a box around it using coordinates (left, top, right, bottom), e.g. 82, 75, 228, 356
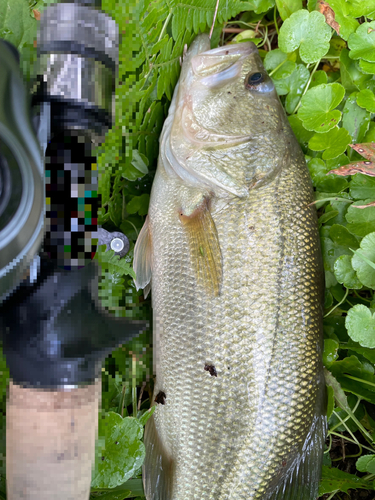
269, 58, 288, 77
325, 490, 340, 500
330, 431, 375, 453
132, 354, 137, 418
344, 374, 375, 389
292, 58, 321, 114
324, 288, 349, 318
273, 5, 279, 36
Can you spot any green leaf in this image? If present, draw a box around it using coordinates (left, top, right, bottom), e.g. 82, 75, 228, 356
321, 226, 357, 274
308, 127, 351, 160
264, 49, 296, 81
348, 0, 375, 19
288, 115, 314, 152
329, 0, 359, 41
92, 413, 145, 489
350, 174, 375, 199
346, 200, 375, 237
342, 93, 371, 144
323, 339, 339, 367
298, 83, 345, 133
310, 70, 328, 89
357, 89, 375, 113
329, 356, 375, 404
356, 454, 375, 473
340, 49, 373, 93
97, 249, 136, 280
319, 465, 375, 495
346, 304, 375, 348
245, 0, 275, 14
351, 232, 375, 289
333, 254, 362, 289
359, 59, 375, 75
278, 10, 332, 63
126, 194, 150, 216
275, 0, 302, 20
138, 406, 155, 427
284, 64, 310, 114
0, 0, 39, 49
348, 21, 375, 63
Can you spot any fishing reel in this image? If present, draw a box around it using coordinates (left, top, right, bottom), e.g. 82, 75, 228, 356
0, 2, 147, 499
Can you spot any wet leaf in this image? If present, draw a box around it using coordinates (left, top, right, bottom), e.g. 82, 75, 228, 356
308, 127, 351, 160
347, 0, 375, 18
346, 200, 375, 237
333, 254, 362, 289
357, 89, 375, 113
246, 0, 276, 14
342, 93, 371, 144
323, 338, 340, 367
346, 304, 375, 348
317, 0, 339, 34
351, 232, 375, 289
278, 10, 331, 63
298, 83, 345, 132
284, 65, 310, 113
348, 21, 375, 63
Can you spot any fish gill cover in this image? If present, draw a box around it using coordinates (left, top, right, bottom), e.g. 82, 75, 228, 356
0, 0, 375, 498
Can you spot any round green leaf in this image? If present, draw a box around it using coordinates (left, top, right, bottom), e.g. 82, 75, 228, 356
357, 89, 375, 113
346, 200, 375, 237
284, 64, 310, 114
278, 10, 331, 63
348, 21, 375, 63
345, 304, 375, 348
288, 114, 314, 152
275, 0, 302, 20
247, 0, 276, 14
333, 254, 362, 289
351, 232, 375, 289
308, 127, 351, 160
92, 413, 145, 489
298, 83, 345, 132
342, 93, 371, 143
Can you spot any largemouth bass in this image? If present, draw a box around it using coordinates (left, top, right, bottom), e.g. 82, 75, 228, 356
134, 33, 326, 500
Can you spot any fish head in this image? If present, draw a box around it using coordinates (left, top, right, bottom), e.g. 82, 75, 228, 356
174, 34, 284, 145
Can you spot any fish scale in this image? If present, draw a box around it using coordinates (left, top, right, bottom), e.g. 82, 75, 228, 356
135, 34, 325, 500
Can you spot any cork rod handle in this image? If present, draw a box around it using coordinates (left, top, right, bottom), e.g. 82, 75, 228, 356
6, 378, 101, 500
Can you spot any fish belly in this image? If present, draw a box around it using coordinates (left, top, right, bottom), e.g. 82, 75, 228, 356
143, 152, 325, 500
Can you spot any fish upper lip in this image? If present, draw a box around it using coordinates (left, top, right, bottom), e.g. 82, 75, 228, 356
198, 41, 258, 57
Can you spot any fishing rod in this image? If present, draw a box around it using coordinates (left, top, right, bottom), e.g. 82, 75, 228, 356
0, 1, 147, 498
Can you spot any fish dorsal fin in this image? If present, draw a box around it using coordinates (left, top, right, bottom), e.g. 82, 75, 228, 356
179, 197, 222, 297
133, 216, 152, 292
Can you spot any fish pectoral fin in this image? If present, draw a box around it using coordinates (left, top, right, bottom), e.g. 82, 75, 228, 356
180, 198, 222, 297
133, 215, 152, 291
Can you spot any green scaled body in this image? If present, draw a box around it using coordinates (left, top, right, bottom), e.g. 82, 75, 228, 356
134, 33, 326, 500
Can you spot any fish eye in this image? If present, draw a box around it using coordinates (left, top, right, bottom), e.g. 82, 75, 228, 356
247, 72, 263, 85
244, 71, 274, 93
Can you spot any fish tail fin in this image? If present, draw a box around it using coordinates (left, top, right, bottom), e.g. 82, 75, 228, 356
269, 375, 327, 500
143, 411, 174, 500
